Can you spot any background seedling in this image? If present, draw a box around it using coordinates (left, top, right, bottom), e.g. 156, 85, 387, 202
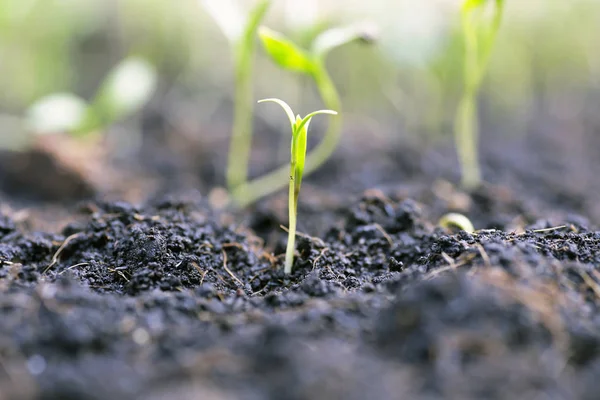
257, 98, 337, 274
232, 23, 376, 207
7, 56, 157, 148
454, 0, 504, 188
201, 0, 271, 192
439, 212, 475, 233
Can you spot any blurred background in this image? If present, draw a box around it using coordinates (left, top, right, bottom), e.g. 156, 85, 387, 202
0, 0, 599, 220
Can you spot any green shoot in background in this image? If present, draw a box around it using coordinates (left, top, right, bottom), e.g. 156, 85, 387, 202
257, 98, 337, 274
455, 0, 504, 188
201, 0, 271, 192
232, 23, 376, 207
1, 56, 157, 150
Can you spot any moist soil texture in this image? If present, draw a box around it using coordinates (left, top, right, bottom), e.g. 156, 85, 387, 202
1, 98, 600, 399
2, 186, 600, 400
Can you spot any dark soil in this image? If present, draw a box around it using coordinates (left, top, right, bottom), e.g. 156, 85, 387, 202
1, 187, 600, 399
1, 95, 600, 399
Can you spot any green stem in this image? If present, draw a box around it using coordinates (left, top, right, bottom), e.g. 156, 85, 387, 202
227, 44, 254, 190
284, 165, 297, 274
454, 1, 503, 189
226, 0, 270, 192
232, 61, 341, 206
455, 12, 482, 189
454, 91, 480, 189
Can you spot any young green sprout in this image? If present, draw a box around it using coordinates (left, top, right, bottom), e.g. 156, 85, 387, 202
455, 0, 504, 188
439, 213, 475, 234
201, 0, 271, 192
258, 98, 337, 274
232, 23, 376, 207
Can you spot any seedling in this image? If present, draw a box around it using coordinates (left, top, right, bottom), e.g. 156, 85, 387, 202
232, 23, 376, 207
25, 56, 157, 139
257, 98, 337, 274
201, 0, 271, 191
454, 0, 504, 188
0, 56, 157, 152
439, 213, 475, 233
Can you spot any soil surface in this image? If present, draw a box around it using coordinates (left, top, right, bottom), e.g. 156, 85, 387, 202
1, 97, 600, 399
1, 187, 600, 399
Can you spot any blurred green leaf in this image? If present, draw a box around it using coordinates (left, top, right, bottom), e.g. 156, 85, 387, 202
312, 23, 378, 59
200, 0, 245, 43
26, 93, 89, 134
462, 0, 488, 11
258, 27, 314, 74
90, 56, 158, 127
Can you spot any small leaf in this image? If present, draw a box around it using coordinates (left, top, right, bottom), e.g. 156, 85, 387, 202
462, 0, 488, 11
26, 93, 89, 134
90, 56, 158, 127
295, 109, 337, 137
258, 98, 297, 132
258, 27, 314, 74
294, 109, 337, 188
312, 23, 378, 58
291, 116, 307, 195
201, 0, 245, 42
294, 117, 308, 178
291, 114, 303, 163
462, 0, 503, 20
293, 114, 302, 137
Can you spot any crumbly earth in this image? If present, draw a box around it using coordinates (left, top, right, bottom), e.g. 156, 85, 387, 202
1, 189, 600, 400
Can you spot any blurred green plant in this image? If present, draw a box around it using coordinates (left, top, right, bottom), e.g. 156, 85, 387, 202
258, 98, 337, 274
1, 56, 157, 150
201, 0, 271, 192
231, 23, 376, 207
454, 0, 504, 188
28, 56, 157, 137
438, 212, 475, 233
